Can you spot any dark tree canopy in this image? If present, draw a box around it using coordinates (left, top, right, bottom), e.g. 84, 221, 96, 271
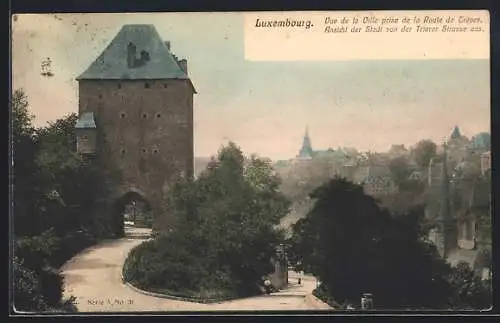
388, 156, 410, 185
411, 140, 438, 169
288, 177, 455, 309
11, 89, 114, 312
124, 142, 291, 298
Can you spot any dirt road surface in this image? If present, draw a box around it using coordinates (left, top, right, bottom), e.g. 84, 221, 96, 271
61, 228, 323, 312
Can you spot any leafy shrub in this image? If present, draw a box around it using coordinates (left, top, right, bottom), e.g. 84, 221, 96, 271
288, 178, 454, 309
38, 268, 64, 307
12, 256, 48, 312
123, 143, 290, 300
313, 284, 341, 308
14, 230, 60, 272
448, 262, 492, 309
123, 232, 236, 297
50, 230, 97, 267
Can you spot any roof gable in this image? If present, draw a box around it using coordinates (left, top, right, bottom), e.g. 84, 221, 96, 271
76, 24, 190, 81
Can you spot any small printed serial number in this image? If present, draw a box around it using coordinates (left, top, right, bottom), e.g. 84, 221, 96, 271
86, 298, 134, 305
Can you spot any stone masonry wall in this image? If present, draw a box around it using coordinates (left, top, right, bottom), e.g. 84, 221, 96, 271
78, 79, 194, 230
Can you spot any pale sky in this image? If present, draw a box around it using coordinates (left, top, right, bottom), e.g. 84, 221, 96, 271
11, 13, 490, 160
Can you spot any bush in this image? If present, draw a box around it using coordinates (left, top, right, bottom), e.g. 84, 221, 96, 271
123, 232, 239, 299
38, 268, 64, 307
448, 262, 492, 309
14, 230, 60, 272
313, 284, 339, 308
13, 229, 97, 313
123, 143, 289, 301
288, 178, 454, 309
13, 257, 48, 312
49, 230, 97, 267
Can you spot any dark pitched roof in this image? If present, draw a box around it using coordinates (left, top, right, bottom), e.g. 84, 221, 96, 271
77, 24, 195, 90
450, 125, 462, 139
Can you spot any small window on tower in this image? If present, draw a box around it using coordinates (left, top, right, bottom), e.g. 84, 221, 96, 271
153, 149, 159, 154
120, 112, 126, 118
142, 113, 148, 119
156, 113, 161, 118
142, 148, 147, 153
83, 135, 88, 140
163, 83, 168, 89
117, 83, 122, 89
98, 94, 103, 99
120, 149, 126, 155
145, 82, 150, 89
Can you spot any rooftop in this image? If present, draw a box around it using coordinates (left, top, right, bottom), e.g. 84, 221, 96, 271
77, 24, 195, 90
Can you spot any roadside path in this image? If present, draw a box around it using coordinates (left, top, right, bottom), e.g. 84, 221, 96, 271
61, 227, 324, 312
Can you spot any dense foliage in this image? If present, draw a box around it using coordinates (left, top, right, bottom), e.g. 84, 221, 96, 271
123, 143, 291, 299
448, 261, 491, 309
11, 89, 114, 312
411, 139, 438, 169
287, 177, 491, 309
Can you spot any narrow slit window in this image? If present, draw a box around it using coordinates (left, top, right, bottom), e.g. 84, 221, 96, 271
117, 83, 122, 89
142, 113, 148, 119
145, 82, 150, 89
142, 148, 147, 153
120, 112, 126, 118
153, 149, 159, 154
156, 113, 161, 118
163, 83, 168, 89
120, 149, 126, 155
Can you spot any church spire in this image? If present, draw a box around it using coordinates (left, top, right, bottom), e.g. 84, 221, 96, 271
450, 125, 461, 140
298, 126, 314, 159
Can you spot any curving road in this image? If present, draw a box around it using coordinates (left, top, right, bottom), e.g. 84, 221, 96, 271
61, 227, 325, 312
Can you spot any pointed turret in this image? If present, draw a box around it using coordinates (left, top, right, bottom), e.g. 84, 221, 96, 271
298, 127, 314, 159
450, 125, 462, 140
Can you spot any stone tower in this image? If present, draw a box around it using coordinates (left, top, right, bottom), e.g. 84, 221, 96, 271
75, 24, 196, 232
298, 127, 314, 159
436, 142, 458, 258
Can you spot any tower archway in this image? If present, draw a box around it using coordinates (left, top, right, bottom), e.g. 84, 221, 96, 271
111, 191, 152, 237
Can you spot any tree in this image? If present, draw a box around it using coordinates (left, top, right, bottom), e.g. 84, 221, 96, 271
12, 89, 40, 237
411, 140, 437, 169
11, 89, 113, 312
125, 142, 290, 297
288, 177, 454, 309
13, 256, 49, 312
448, 262, 492, 309
388, 156, 410, 186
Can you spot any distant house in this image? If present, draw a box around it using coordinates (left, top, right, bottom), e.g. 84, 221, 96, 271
362, 175, 398, 196
470, 132, 490, 153
268, 244, 289, 289
480, 151, 491, 175
428, 156, 445, 189
353, 164, 390, 185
